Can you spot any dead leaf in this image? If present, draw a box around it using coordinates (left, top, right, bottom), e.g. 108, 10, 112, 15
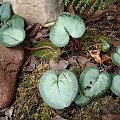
5, 106, 14, 118
86, 62, 97, 67
107, 16, 116, 21
25, 24, 35, 32
102, 113, 120, 120
68, 56, 96, 67
111, 40, 120, 47
89, 50, 101, 64
52, 115, 67, 120
27, 23, 41, 38
68, 56, 89, 65
35, 28, 50, 39
0, 117, 7, 120
49, 59, 68, 71
117, 15, 120, 23
101, 54, 111, 63
23, 56, 39, 72
109, 4, 118, 12
66, 2, 75, 14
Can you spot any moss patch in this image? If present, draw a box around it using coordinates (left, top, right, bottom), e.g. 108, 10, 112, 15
11, 64, 120, 120
30, 39, 60, 61
79, 29, 111, 51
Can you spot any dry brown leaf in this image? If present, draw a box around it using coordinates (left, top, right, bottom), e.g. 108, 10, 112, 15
89, 50, 101, 64
68, 56, 89, 65
53, 115, 67, 120
111, 40, 120, 47
101, 54, 111, 63
65, 2, 75, 14
27, 23, 41, 38
102, 113, 120, 120
5, 106, 14, 118
49, 59, 69, 71
23, 56, 39, 72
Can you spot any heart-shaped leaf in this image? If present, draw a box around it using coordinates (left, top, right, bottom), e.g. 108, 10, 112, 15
102, 37, 110, 52
110, 74, 120, 96
49, 12, 85, 47
79, 66, 111, 98
0, 2, 13, 22
39, 69, 78, 109
111, 46, 120, 66
0, 27, 25, 47
74, 94, 92, 107
59, 12, 85, 38
0, 15, 25, 33
6, 15, 25, 28
49, 18, 69, 47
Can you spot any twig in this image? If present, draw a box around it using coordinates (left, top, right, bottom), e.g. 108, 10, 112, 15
21, 44, 55, 51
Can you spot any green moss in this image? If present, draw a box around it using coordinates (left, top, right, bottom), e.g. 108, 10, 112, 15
30, 39, 60, 60
10, 64, 54, 120
79, 29, 111, 51
11, 64, 120, 120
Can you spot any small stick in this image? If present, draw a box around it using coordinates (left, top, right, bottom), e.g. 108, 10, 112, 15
21, 44, 55, 51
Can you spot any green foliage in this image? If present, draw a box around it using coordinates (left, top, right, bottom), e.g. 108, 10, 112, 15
74, 94, 92, 107
101, 37, 110, 52
5, 15, 24, 28
79, 66, 111, 98
30, 40, 60, 60
49, 12, 85, 47
0, 2, 25, 47
59, 0, 112, 13
0, 27, 25, 47
110, 74, 120, 96
111, 46, 120, 67
39, 69, 78, 109
0, 2, 13, 23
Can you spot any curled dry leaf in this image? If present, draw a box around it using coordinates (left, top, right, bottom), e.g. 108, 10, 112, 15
5, 106, 14, 118
89, 50, 101, 64
101, 54, 111, 63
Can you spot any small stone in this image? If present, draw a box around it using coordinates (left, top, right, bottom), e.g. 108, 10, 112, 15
3, 0, 63, 25
0, 46, 24, 109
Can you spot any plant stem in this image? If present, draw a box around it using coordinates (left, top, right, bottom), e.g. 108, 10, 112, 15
21, 44, 55, 51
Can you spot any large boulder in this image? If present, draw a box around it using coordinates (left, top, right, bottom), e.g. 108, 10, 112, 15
0, 46, 24, 109
3, 0, 63, 25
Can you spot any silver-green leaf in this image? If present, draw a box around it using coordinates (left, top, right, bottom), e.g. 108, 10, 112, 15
49, 12, 85, 47
110, 74, 120, 96
0, 2, 13, 22
0, 27, 25, 47
6, 15, 25, 28
60, 12, 85, 38
102, 37, 110, 52
50, 19, 69, 47
74, 94, 92, 107
111, 46, 120, 66
79, 66, 111, 98
39, 69, 78, 109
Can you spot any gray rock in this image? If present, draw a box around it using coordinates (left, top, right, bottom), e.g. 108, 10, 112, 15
3, 0, 63, 25
0, 46, 24, 109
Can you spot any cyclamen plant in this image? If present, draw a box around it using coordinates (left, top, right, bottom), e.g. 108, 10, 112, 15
0, 2, 25, 47
39, 11, 120, 109
49, 12, 85, 47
